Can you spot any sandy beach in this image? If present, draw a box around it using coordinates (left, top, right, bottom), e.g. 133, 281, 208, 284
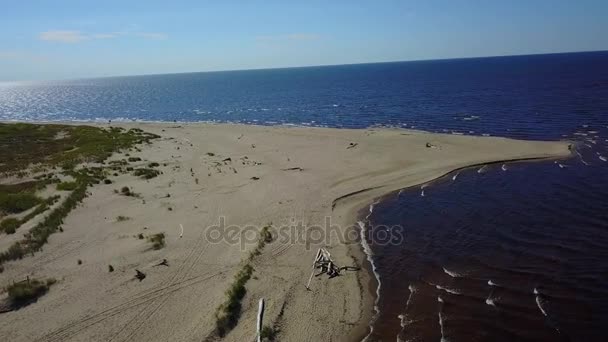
0, 122, 571, 341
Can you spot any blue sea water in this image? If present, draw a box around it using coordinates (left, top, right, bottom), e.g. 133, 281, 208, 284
2, 51, 608, 341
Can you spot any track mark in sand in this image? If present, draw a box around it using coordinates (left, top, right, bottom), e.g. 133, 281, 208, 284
38, 270, 225, 342
110, 218, 215, 342
42, 216, 217, 342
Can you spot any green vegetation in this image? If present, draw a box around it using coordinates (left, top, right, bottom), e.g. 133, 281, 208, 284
119, 186, 140, 197
0, 218, 20, 234
0, 192, 41, 214
6, 278, 56, 305
260, 326, 277, 341
148, 162, 160, 167
0, 123, 159, 267
0, 123, 159, 175
214, 224, 273, 337
56, 181, 78, 191
147, 232, 166, 249
133, 168, 160, 179
0, 195, 60, 235
127, 157, 142, 162
215, 264, 254, 337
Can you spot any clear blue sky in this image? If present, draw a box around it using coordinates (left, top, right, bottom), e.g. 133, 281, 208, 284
1, 0, 607, 81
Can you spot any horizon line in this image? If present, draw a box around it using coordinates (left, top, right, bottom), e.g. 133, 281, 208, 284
4, 49, 607, 83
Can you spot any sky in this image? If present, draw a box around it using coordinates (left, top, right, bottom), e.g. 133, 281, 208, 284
0, 0, 607, 81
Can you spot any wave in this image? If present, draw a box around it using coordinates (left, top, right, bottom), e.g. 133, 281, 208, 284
443, 267, 465, 278
431, 283, 462, 295
358, 220, 381, 341
534, 288, 548, 317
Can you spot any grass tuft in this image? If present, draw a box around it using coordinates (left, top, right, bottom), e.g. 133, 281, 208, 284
214, 224, 273, 337
0, 218, 20, 234
56, 181, 78, 191
146, 233, 166, 249
6, 278, 56, 306
133, 168, 160, 180
0, 192, 41, 214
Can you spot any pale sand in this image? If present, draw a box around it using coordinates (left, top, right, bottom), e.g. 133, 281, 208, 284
0, 123, 570, 341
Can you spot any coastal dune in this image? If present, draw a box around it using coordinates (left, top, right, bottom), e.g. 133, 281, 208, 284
0, 123, 570, 341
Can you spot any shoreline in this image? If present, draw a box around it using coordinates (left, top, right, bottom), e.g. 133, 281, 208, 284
335, 153, 572, 342
0, 121, 571, 341
343, 155, 572, 341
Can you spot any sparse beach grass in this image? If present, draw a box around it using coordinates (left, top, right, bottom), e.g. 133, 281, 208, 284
0, 123, 159, 267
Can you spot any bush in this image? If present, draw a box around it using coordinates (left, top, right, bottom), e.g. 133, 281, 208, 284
260, 326, 277, 341
6, 278, 56, 304
1, 218, 21, 234
116, 215, 130, 222
108, 265, 114, 272
148, 162, 160, 167
103, 179, 112, 184
56, 181, 78, 191
0, 193, 41, 214
127, 157, 142, 162
133, 168, 160, 180
147, 233, 166, 250
215, 264, 254, 336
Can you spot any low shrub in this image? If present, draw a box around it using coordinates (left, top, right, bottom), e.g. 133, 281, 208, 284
1, 218, 21, 234
56, 181, 78, 191
127, 157, 142, 162
147, 233, 166, 249
215, 264, 254, 336
6, 278, 56, 304
0, 193, 41, 214
260, 326, 277, 341
116, 215, 130, 222
133, 168, 160, 180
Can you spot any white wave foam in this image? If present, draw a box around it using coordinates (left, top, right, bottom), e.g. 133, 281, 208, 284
488, 280, 497, 286
501, 164, 507, 171
599, 155, 607, 162
438, 309, 448, 342
358, 220, 381, 341
575, 151, 589, 166
477, 165, 488, 173
433, 283, 461, 295
443, 267, 464, 278
534, 288, 548, 317
452, 172, 459, 181
486, 297, 496, 306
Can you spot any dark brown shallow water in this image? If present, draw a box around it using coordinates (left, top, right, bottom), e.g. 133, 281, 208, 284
363, 155, 608, 341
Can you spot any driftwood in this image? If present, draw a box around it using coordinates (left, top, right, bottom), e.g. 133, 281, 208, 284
281, 167, 303, 171
305, 248, 342, 290
346, 142, 358, 149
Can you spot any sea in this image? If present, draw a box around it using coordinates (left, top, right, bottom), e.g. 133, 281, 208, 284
1, 51, 607, 341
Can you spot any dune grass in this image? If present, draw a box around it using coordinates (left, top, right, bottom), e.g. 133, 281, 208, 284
214, 224, 273, 337
0, 123, 159, 175
56, 181, 78, 191
133, 168, 161, 179
6, 278, 56, 306
147, 232, 166, 250
0, 123, 159, 267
